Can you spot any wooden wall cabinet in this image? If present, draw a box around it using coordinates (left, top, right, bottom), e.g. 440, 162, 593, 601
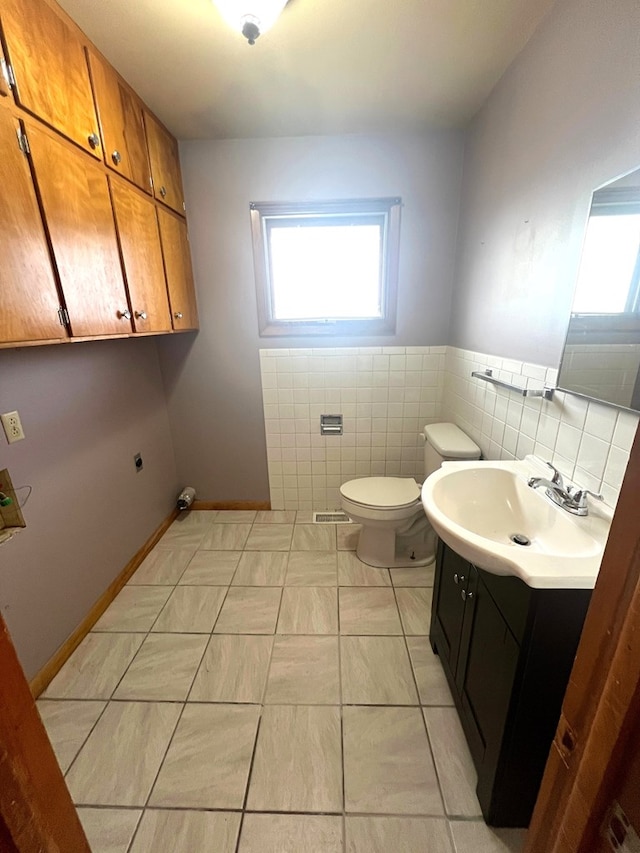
0, 0, 101, 157
144, 111, 185, 215
110, 179, 172, 333
157, 209, 199, 330
88, 50, 152, 194
0, 0, 198, 349
430, 540, 592, 827
0, 111, 65, 345
26, 122, 133, 338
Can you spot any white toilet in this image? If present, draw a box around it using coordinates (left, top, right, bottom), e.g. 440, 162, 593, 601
339, 423, 481, 568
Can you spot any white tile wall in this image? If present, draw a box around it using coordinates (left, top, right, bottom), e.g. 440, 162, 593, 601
443, 347, 639, 508
259, 345, 639, 511
260, 347, 446, 510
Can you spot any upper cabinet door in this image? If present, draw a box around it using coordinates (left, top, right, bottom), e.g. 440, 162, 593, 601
0, 0, 101, 157
144, 111, 185, 215
157, 208, 199, 331
26, 123, 132, 337
88, 50, 152, 193
0, 111, 65, 344
110, 179, 172, 333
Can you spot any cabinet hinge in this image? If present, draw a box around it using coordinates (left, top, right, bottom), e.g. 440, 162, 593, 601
16, 129, 30, 155
149, 175, 154, 190
182, 202, 186, 211
1, 58, 16, 89
57, 306, 70, 327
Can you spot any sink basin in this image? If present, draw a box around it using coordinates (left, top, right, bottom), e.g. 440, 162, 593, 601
421, 456, 613, 588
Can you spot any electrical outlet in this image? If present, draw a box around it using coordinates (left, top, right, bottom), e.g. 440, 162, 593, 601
1, 411, 25, 444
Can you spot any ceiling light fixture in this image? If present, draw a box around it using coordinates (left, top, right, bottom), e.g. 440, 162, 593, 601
213, 0, 290, 45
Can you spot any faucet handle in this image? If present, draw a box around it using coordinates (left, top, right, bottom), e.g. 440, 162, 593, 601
545, 461, 564, 488
572, 489, 604, 509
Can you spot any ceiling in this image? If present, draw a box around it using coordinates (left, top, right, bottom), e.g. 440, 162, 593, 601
57, 0, 556, 140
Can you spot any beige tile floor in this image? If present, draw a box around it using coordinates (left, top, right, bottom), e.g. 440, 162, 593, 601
38, 510, 527, 853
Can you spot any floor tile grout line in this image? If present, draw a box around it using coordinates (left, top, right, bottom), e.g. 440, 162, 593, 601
201, 581, 234, 637
183, 619, 225, 707
446, 817, 460, 853
390, 581, 448, 818
129, 697, 189, 849
172, 544, 203, 586
259, 586, 286, 704
61, 699, 111, 783
58, 514, 475, 846
234, 811, 246, 853
62, 524, 236, 805
72, 521, 194, 841
71, 570, 169, 768
55, 697, 455, 708
236, 713, 265, 852
340, 707, 347, 853
337, 597, 346, 846
128, 547, 197, 587
395, 586, 428, 708
122, 809, 145, 853
72, 802, 464, 819
78, 542, 185, 823
185, 531, 241, 703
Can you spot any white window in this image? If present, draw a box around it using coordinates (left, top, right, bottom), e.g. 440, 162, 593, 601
250, 198, 401, 336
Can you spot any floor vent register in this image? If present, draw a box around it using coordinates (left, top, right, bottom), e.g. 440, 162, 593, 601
312, 511, 352, 524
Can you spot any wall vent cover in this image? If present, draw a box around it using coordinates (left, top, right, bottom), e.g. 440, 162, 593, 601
313, 511, 352, 524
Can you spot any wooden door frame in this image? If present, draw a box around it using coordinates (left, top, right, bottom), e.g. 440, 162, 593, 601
0, 615, 89, 851
525, 423, 640, 852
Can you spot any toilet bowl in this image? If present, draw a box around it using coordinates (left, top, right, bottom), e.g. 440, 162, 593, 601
339, 423, 481, 569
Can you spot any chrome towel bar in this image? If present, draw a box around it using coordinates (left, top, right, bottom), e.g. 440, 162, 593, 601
471, 369, 555, 401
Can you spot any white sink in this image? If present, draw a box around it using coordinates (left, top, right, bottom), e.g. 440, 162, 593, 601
421, 456, 613, 588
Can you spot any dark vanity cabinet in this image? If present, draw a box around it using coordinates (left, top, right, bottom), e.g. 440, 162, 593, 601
430, 540, 592, 826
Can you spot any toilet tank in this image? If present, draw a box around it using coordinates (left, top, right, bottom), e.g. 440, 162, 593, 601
423, 422, 481, 478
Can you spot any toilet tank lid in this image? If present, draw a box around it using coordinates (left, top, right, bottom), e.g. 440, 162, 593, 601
423, 423, 481, 459
340, 477, 420, 508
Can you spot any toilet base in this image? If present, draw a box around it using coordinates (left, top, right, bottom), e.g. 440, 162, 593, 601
355, 518, 436, 569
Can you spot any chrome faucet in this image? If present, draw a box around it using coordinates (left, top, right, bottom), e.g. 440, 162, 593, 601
528, 462, 603, 516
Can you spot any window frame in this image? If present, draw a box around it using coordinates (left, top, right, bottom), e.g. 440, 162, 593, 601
250, 197, 401, 337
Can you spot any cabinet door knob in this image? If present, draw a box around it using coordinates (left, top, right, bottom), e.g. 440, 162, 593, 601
174, 312, 183, 319
112, 150, 122, 165
135, 311, 148, 320
88, 133, 100, 149
461, 589, 473, 601
160, 186, 167, 198
453, 573, 465, 585
117, 309, 131, 320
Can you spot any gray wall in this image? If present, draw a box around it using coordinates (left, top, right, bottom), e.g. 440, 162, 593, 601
158, 131, 465, 501
0, 339, 178, 678
450, 0, 640, 368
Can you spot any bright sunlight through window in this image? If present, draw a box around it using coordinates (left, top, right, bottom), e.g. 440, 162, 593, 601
250, 199, 401, 336
573, 213, 640, 313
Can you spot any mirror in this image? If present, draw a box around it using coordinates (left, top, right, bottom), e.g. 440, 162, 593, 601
558, 166, 640, 412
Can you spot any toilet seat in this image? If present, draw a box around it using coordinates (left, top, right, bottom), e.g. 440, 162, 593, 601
340, 475, 430, 566
340, 477, 421, 512
339, 422, 480, 569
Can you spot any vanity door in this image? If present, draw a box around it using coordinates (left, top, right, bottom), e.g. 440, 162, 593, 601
456, 570, 520, 768
432, 542, 472, 673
